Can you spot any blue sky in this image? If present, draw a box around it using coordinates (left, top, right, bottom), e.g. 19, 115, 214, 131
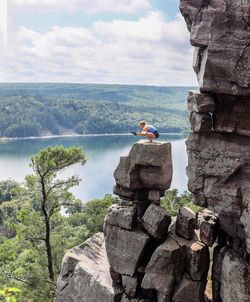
0, 0, 196, 85
13, 0, 180, 32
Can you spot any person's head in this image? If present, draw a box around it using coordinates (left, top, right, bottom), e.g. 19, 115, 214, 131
139, 121, 146, 129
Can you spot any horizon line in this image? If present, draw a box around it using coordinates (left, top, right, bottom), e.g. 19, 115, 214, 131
0, 82, 198, 88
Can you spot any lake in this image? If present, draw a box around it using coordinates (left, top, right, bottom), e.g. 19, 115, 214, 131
0, 134, 188, 201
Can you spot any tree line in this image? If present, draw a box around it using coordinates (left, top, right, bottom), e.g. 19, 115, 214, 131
0, 84, 192, 138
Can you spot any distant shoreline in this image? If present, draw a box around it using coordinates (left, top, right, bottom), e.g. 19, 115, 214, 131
0, 132, 183, 142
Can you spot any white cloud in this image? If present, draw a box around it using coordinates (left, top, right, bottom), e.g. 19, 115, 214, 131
0, 11, 197, 86
9, 0, 151, 14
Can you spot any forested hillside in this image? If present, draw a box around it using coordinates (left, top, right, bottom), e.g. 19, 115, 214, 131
0, 84, 195, 138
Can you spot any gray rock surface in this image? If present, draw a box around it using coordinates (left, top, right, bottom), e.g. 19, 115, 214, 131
56, 137, 215, 302
187, 91, 215, 113
190, 111, 213, 133
148, 190, 161, 203
175, 207, 197, 240
56, 233, 120, 302
105, 204, 137, 230
114, 140, 172, 197
104, 224, 149, 276
186, 241, 209, 281
180, 1, 250, 95
214, 94, 250, 136
182, 1, 250, 301
186, 133, 250, 253
172, 275, 206, 302
141, 204, 171, 239
113, 185, 136, 200
220, 249, 250, 302
141, 235, 187, 296
212, 245, 229, 283
122, 275, 138, 298
199, 209, 219, 247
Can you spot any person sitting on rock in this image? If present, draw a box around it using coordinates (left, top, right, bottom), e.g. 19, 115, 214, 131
132, 121, 160, 143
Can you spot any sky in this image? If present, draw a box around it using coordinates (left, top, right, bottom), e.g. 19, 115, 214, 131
0, 0, 197, 86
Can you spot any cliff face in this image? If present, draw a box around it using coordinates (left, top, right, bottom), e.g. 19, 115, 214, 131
180, 1, 250, 301
180, 0, 250, 95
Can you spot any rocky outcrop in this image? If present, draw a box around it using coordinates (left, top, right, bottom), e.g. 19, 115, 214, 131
56, 141, 212, 301
180, 1, 250, 301
103, 141, 210, 301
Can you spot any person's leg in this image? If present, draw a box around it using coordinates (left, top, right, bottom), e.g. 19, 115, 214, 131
137, 131, 155, 142
146, 133, 155, 143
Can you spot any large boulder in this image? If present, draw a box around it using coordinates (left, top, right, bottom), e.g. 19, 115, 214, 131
104, 224, 150, 276
56, 233, 121, 302
141, 234, 187, 297
114, 140, 173, 198
182, 1, 250, 301
141, 204, 171, 239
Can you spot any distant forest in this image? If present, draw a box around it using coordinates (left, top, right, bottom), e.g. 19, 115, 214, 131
0, 84, 195, 138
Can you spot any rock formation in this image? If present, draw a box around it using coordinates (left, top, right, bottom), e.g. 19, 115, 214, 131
180, 1, 250, 301
56, 233, 121, 302
56, 141, 212, 301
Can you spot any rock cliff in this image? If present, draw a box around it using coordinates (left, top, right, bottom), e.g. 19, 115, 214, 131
180, 1, 250, 301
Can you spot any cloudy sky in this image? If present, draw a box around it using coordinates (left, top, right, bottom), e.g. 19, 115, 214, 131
0, 0, 196, 85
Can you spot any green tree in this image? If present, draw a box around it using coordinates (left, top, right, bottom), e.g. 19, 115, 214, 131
0, 287, 21, 302
161, 189, 202, 216
28, 145, 86, 283
0, 180, 19, 203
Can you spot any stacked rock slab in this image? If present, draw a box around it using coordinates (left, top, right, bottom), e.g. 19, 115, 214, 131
180, 1, 250, 301
56, 141, 212, 301
104, 140, 210, 301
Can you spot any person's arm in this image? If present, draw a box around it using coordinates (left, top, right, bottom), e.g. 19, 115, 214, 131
136, 126, 149, 136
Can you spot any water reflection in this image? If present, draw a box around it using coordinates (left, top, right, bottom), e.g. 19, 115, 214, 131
0, 135, 188, 201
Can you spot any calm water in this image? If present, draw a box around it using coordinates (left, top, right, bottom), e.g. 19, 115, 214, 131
0, 135, 188, 201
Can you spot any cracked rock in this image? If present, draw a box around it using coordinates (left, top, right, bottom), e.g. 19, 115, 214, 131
56, 233, 120, 302
141, 204, 171, 239
104, 224, 150, 276
105, 204, 137, 231
176, 206, 197, 240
